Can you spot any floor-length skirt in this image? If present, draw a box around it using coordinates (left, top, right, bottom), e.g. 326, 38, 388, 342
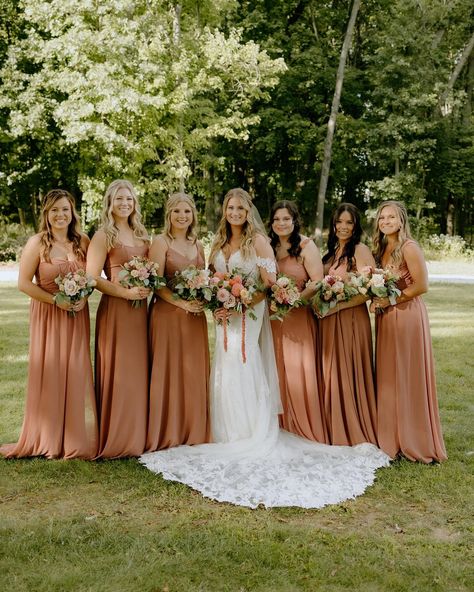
376, 297, 446, 462
146, 297, 210, 450
320, 304, 378, 446
95, 295, 148, 457
1, 301, 97, 459
271, 306, 327, 442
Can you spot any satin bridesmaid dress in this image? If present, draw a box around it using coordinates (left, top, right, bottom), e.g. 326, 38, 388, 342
271, 240, 328, 443
146, 245, 210, 451
94, 243, 149, 458
375, 240, 447, 462
1, 258, 98, 459
319, 259, 378, 446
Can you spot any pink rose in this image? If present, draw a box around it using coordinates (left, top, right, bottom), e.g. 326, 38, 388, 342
217, 288, 230, 303
223, 294, 236, 309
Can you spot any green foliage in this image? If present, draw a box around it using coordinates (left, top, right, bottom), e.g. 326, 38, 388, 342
0, 219, 34, 262
0, 0, 473, 237
422, 233, 474, 261
0, 0, 285, 228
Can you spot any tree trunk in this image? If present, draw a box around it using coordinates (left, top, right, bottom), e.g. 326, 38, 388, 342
314, 0, 361, 245
446, 196, 455, 236
439, 30, 474, 114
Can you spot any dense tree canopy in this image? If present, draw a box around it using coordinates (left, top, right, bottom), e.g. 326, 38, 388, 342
0, 0, 472, 238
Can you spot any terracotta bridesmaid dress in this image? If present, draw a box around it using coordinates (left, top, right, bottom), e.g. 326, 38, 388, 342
95, 244, 149, 458
319, 259, 378, 446
1, 258, 98, 459
146, 245, 210, 451
376, 241, 447, 463
271, 241, 328, 443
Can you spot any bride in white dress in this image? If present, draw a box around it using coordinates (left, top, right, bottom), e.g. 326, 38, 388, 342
140, 188, 390, 508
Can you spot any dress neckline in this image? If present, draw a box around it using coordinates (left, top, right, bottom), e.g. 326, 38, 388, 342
168, 245, 198, 262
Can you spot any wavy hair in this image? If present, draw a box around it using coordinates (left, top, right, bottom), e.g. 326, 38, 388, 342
372, 200, 413, 267
39, 189, 85, 263
269, 200, 302, 258
322, 203, 363, 272
209, 188, 260, 265
164, 192, 198, 242
100, 180, 149, 250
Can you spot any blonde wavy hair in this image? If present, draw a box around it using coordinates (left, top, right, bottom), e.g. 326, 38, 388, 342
209, 188, 260, 265
372, 200, 413, 267
164, 192, 198, 242
100, 180, 149, 250
39, 189, 86, 263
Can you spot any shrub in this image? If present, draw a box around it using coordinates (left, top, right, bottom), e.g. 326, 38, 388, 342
0, 220, 34, 263
422, 234, 474, 262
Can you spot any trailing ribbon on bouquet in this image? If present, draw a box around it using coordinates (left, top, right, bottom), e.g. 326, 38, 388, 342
206, 268, 258, 363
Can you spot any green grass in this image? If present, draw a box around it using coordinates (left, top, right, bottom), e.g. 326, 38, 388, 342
0, 283, 473, 592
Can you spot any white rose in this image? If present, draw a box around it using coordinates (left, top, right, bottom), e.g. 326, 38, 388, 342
370, 274, 385, 288
63, 279, 78, 296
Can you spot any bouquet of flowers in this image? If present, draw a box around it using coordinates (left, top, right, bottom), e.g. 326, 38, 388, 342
168, 266, 212, 303
54, 269, 96, 317
206, 268, 259, 362
362, 266, 401, 311
268, 274, 304, 321
118, 256, 166, 308
311, 274, 357, 316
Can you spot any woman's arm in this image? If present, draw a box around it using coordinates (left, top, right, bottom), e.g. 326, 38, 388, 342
323, 244, 373, 316
254, 234, 277, 305
72, 234, 92, 312
150, 236, 203, 313
18, 235, 72, 311
86, 231, 149, 301
372, 241, 428, 310
300, 239, 323, 300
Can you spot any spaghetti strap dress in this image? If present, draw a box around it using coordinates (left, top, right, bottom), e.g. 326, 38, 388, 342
1, 258, 98, 459
375, 240, 447, 462
271, 241, 328, 443
146, 246, 210, 451
319, 259, 378, 446
94, 244, 149, 458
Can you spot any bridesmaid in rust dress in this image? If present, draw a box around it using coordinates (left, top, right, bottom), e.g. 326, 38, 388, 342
318, 203, 378, 447
0, 189, 98, 459
371, 200, 446, 463
269, 201, 328, 443
87, 180, 151, 458
146, 192, 210, 451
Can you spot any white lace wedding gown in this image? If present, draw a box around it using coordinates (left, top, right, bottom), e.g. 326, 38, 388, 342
140, 251, 390, 508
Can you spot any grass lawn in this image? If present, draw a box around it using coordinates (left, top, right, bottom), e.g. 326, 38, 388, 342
0, 283, 473, 592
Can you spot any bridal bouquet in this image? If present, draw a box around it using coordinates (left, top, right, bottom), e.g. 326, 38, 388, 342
206, 268, 259, 362
269, 274, 304, 321
54, 269, 96, 317
168, 266, 212, 303
311, 274, 357, 316
118, 256, 166, 308
362, 266, 401, 311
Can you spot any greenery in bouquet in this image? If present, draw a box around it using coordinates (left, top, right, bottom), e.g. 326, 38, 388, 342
311, 274, 356, 317
363, 267, 401, 307
118, 256, 165, 308
168, 266, 212, 303
269, 274, 304, 321
54, 269, 96, 317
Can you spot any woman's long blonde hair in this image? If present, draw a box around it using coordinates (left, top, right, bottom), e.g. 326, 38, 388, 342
100, 180, 149, 250
39, 189, 85, 262
164, 192, 198, 242
372, 200, 413, 267
209, 188, 260, 265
